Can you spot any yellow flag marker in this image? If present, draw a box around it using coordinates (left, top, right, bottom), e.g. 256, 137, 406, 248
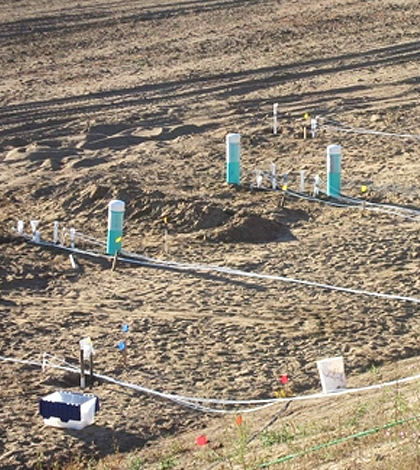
115, 237, 122, 243
163, 216, 168, 224
303, 112, 310, 120
282, 184, 288, 191
360, 185, 368, 193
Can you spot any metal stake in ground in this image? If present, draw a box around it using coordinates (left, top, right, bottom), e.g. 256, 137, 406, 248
111, 251, 119, 271
79, 337, 95, 389
117, 340, 128, 368
163, 216, 169, 254
79, 346, 85, 389
89, 353, 94, 388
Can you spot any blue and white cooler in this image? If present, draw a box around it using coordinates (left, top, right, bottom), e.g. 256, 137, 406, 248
39, 391, 100, 430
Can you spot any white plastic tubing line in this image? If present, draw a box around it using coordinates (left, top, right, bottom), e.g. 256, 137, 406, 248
130, 257, 420, 304
335, 194, 420, 220
286, 188, 420, 221
20, 234, 420, 306
258, 182, 420, 221
0, 355, 274, 414
113, 248, 420, 306
3, 355, 420, 414
321, 120, 420, 140
74, 230, 106, 247
327, 191, 420, 220
286, 189, 360, 209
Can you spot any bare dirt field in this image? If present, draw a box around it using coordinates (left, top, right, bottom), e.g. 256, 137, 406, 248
1, 0, 420, 468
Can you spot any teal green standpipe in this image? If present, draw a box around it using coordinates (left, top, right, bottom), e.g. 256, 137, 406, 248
107, 200, 125, 255
327, 144, 341, 197
226, 133, 241, 185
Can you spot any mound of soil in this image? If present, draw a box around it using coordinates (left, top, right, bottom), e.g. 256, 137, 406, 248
211, 214, 292, 243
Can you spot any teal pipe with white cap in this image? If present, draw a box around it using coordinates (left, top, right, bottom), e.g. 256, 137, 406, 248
327, 144, 341, 197
226, 133, 241, 185
107, 200, 125, 255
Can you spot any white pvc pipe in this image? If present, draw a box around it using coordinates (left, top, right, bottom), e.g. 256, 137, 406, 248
30, 220, 38, 233
70, 228, 76, 248
17, 220, 24, 235
300, 170, 306, 193
69, 254, 77, 269
313, 174, 321, 197
273, 103, 279, 135
271, 163, 277, 189
53, 221, 60, 244
311, 117, 318, 138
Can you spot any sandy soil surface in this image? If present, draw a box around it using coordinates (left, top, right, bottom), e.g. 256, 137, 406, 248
1, 0, 420, 468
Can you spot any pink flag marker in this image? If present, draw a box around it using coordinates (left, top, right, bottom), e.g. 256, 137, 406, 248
195, 435, 208, 446
280, 374, 289, 385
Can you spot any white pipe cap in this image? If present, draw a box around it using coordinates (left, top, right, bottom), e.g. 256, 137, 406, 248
108, 200, 125, 212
